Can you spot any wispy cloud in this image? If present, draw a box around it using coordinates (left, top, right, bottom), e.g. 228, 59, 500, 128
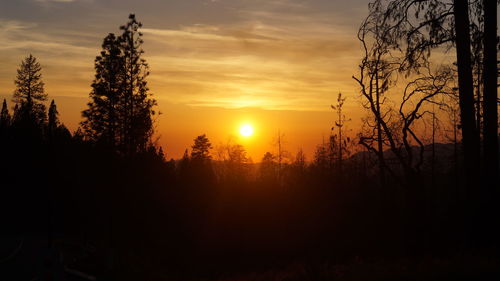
0, 0, 366, 112
35, 0, 76, 3
142, 10, 360, 111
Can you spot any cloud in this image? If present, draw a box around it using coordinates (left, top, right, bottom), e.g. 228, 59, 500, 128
140, 10, 360, 111
35, 0, 76, 3
0, 0, 366, 112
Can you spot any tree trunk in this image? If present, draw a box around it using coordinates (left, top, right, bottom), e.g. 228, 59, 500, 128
453, 0, 481, 247
375, 67, 385, 187
482, 0, 498, 248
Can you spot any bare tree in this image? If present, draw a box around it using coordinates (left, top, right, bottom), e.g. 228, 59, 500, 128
366, 0, 484, 195
353, 6, 399, 184
331, 92, 351, 174
273, 130, 289, 186
354, 4, 455, 183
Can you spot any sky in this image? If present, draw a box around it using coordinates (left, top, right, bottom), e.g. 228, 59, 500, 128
0, 0, 370, 160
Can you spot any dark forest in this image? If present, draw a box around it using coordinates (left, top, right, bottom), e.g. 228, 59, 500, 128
1, 1, 499, 280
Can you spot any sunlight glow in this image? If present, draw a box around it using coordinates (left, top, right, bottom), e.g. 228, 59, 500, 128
239, 124, 254, 137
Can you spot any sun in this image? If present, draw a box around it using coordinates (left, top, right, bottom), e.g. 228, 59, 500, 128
239, 124, 254, 137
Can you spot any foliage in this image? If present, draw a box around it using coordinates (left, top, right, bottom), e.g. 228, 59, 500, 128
12, 54, 47, 124
81, 14, 157, 156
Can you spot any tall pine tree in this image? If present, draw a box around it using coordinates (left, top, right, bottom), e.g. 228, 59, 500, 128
0, 99, 10, 130
119, 14, 156, 155
82, 14, 157, 155
48, 100, 59, 132
82, 33, 124, 148
12, 54, 47, 125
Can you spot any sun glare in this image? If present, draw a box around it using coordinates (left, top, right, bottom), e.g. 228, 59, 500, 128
239, 124, 254, 137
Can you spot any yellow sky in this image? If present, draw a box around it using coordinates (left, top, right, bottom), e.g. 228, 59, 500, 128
0, 0, 374, 160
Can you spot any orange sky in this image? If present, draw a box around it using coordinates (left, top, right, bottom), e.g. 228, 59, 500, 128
0, 0, 378, 160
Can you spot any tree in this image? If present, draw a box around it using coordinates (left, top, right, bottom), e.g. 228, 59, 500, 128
81, 33, 123, 148
331, 92, 350, 174
367, 0, 483, 194
214, 142, 251, 183
482, 0, 498, 192
178, 149, 191, 181
191, 134, 212, 163
313, 142, 329, 175
369, 0, 500, 249
353, 6, 398, 184
290, 149, 307, 188
228, 144, 250, 179
120, 14, 157, 155
12, 54, 47, 124
81, 14, 157, 155
48, 100, 59, 132
0, 99, 10, 130
273, 131, 289, 185
259, 152, 277, 183
453, 0, 480, 193
355, 15, 455, 183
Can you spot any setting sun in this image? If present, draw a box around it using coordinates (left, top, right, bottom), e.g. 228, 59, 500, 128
239, 124, 254, 137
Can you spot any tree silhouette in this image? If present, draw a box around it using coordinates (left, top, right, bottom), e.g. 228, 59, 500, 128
81, 14, 157, 155
366, 0, 484, 195
191, 134, 212, 163
293, 149, 306, 174
313, 142, 329, 175
0, 99, 10, 130
331, 92, 350, 174
214, 142, 251, 183
189, 134, 215, 185
259, 152, 277, 184
48, 100, 59, 132
81, 33, 123, 148
453, 0, 480, 194
120, 14, 156, 155
353, 6, 398, 184
12, 54, 47, 124
273, 131, 288, 186
355, 3, 458, 184
482, 0, 498, 194
178, 148, 191, 181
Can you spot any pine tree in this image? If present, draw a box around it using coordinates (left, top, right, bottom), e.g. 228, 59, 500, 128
48, 99, 59, 131
81, 33, 123, 148
157, 146, 165, 162
259, 152, 277, 183
119, 14, 156, 155
178, 149, 191, 180
81, 14, 157, 155
12, 104, 20, 123
12, 54, 47, 124
191, 134, 212, 162
0, 99, 11, 129
47, 99, 60, 142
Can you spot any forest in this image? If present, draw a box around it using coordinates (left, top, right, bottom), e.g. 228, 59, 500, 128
1, 0, 499, 280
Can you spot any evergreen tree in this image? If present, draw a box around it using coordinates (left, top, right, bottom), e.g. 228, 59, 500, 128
82, 14, 157, 155
81, 33, 123, 148
259, 152, 277, 183
158, 146, 165, 162
119, 14, 156, 155
293, 149, 306, 174
48, 99, 59, 132
12, 104, 18, 121
0, 99, 10, 129
178, 149, 191, 180
191, 134, 212, 163
12, 54, 47, 124
313, 143, 329, 174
